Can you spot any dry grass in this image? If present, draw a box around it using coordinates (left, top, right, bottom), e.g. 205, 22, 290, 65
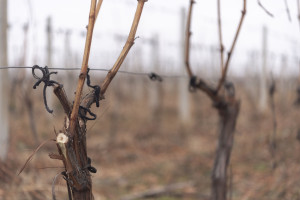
2, 75, 300, 200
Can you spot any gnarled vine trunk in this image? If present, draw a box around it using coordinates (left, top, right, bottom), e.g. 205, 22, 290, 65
212, 99, 240, 200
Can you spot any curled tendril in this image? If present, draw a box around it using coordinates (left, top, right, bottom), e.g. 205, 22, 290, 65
148, 72, 163, 82
32, 65, 60, 113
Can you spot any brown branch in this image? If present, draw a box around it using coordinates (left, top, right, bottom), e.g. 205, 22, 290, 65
69, 0, 97, 135
184, 0, 218, 102
257, 0, 274, 17
53, 85, 72, 115
193, 77, 218, 100
185, 0, 195, 78
80, 0, 148, 109
217, 0, 225, 71
100, 0, 147, 96
283, 0, 292, 21
95, 0, 104, 23
79, 1, 148, 124
48, 153, 63, 161
216, 0, 246, 93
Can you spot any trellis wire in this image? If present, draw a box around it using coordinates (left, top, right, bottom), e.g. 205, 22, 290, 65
0, 66, 187, 79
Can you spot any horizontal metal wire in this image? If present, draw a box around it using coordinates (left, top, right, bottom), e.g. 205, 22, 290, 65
0, 66, 188, 79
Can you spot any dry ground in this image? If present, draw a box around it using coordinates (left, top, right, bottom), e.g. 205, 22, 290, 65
1, 75, 300, 200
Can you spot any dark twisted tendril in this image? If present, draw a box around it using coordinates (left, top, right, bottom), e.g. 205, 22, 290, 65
77, 68, 100, 121
189, 75, 197, 92
87, 68, 101, 107
224, 81, 235, 98
148, 72, 163, 82
86, 157, 97, 173
61, 171, 73, 200
32, 65, 60, 113
79, 106, 97, 120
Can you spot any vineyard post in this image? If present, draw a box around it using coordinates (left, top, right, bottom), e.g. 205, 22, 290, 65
298, 0, 300, 29
179, 7, 191, 124
64, 30, 75, 98
20, 24, 40, 144
296, 0, 300, 105
149, 34, 163, 125
46, 17, 54, 114
184, 0, 246, 199
132, 45, 143, 101
259, 25, 268, 113
20, 24, 29, 66
0, 0, 9, 161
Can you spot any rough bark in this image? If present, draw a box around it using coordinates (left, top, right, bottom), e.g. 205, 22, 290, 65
211, 99, 240, 200
53, 85, 92, 200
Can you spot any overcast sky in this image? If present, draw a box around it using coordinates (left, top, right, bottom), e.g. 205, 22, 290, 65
7, 0, 300, 76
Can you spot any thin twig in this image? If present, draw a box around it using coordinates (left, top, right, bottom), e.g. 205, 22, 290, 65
283, 0, 292, 21
257, 0, 274, 17
185, 0, 195, 78
100, 0, 148, 95
53, 85, 72, 115
70, 0, 97, 135
18, 139, 55, 175
95, 0, 104, 23
52, 172, 63, 200
217, 0, 225, 71
216, 0, 246, 93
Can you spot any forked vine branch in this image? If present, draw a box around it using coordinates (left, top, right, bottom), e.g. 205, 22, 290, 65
216, 0, 246, 93
81, 0, 148, 109
185, 0, 246, 97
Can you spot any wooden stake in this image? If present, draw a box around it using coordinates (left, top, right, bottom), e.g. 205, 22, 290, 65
259, 25, 268, 113
180, 6, 191, 124
0, 0, 9, 161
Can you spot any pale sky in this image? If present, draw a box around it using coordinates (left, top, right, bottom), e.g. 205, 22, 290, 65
7, 0, 300, 76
